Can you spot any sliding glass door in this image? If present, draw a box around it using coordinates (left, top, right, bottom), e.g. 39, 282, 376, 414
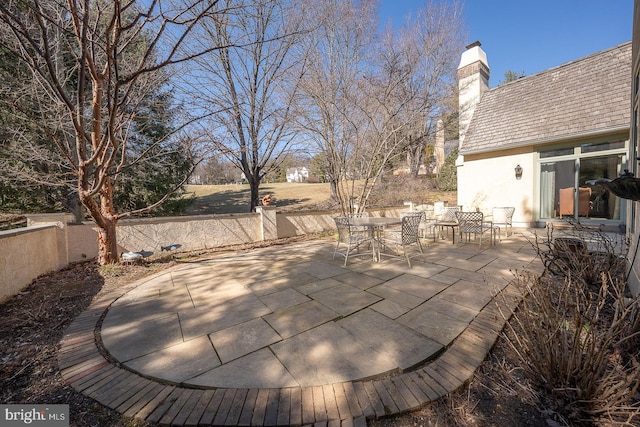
579, 155, 623, 220
540, 159, 576, 219
538, 141, 626, 221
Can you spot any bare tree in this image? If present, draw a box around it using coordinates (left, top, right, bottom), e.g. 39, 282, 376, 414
294, 0, 464, 213
401, 1, 465, 176
183, 0, 306, 212
0, 0, 226, 264
293, 0, 377, 213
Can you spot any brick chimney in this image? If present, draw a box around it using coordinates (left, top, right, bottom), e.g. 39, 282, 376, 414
458, 41, 489, 148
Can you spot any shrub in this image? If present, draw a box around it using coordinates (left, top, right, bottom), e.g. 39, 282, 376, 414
499, 227, 640, 425
437, 148, 458, 191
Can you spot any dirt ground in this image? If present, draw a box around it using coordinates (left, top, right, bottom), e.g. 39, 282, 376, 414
0, 237, 560, 427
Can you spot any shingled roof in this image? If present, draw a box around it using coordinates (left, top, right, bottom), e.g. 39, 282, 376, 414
461, 41, 632, 155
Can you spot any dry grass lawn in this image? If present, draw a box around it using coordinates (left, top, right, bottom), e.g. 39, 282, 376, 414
185, 180, 457, 215
185, 183, 333, 215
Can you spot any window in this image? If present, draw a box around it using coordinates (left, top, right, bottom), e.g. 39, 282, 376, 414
538, 142, 627, 221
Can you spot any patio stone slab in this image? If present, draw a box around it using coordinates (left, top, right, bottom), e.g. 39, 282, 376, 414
186, 279, 251, 309
258, 288, 310, 312
398, 305, 470, 346
370, 299, 411, 319
435, 257, 493, 273
248, 270, 319, 296
264, 301, 339, 338
401, 263, 449, 279
382, 274, 451, 300
106, 283, 193, 325
293, 260, 350, 280
179, 294, 272, 341
271, 323, 394, 386
309, 284, 381, 316
422, 297, 478, 323
437, 280, 494, 311
333, 271, 384, 290
295, 278, 342, 295
168, 265, 220, 283
102, 313, 183, 362
124, 335, 221, 383
112, 275, 173, 303
429, 272, 459, 285
209, 318, 282, 363
337, 309, 443, 371
367, 284, 424, 309
184, 348, 300, 388
360, 263, 406, 281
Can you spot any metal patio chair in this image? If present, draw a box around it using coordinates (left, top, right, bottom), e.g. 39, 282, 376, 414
333, 216, 373, 266
455, 211, 495, 247
491, 207, 515, 240
379, 212, 424, 267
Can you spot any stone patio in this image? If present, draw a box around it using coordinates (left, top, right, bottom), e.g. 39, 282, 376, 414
59, 231, 542, 426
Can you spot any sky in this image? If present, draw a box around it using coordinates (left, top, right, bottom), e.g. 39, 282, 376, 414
379, 0, 633, 87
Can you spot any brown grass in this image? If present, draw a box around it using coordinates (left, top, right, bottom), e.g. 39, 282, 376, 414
184, 179, 457, 215
185, 183, 334, 215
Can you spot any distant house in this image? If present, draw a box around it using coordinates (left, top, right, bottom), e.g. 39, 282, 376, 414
456, 41, 631, 228
286, 167, 310, 183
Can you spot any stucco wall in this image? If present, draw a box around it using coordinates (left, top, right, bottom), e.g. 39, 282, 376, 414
457, 148, 535, 226
67, 223, 99, 261
0, 225, 65, 302
277, 211, 338, 237
116, 213, 262, 253
2, 206, 411, 302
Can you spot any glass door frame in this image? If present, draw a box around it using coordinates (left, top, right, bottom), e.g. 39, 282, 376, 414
536, 139, 628, 224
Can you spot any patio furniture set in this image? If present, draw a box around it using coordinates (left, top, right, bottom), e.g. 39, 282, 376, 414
333, 206, 516, 267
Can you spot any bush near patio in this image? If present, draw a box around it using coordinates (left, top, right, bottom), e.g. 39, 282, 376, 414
498, 226, 640, 425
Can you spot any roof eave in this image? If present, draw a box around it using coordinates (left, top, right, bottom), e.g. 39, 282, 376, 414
459, 125, 630, 156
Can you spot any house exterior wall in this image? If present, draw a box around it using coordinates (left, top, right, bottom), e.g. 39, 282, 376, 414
627, 0, 640, 296
457, 147, 535, 226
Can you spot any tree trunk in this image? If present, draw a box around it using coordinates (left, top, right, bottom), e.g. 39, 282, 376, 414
96, 218, 119, 265
329, 179, 338, 200
249, 177, 261, 212
80, 175, 121, 265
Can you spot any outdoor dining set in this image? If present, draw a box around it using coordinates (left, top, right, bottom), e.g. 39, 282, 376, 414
333, 205, 516, 267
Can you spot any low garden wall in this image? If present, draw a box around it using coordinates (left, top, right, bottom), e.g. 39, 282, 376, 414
0, 225, 66, 302
0, 206, 406, 302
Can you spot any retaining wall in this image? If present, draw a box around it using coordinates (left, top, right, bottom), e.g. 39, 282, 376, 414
0, 206, 406, 302
0, 225, 65, 302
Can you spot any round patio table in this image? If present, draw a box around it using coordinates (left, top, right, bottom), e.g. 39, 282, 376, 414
435, 220, 458, 244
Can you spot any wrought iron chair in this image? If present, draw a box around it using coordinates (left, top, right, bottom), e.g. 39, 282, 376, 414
333, 217, 373, 266
379, 212, 424, 267
455, 211, 494, 247
491, 207, 515, 240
